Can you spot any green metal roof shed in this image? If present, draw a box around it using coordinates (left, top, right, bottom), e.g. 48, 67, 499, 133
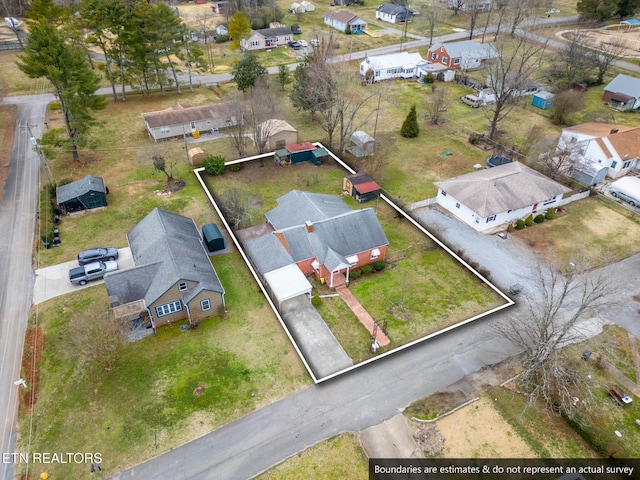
202, 223, 225, 252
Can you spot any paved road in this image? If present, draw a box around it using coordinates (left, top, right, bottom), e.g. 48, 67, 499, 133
0, 94, 53, 480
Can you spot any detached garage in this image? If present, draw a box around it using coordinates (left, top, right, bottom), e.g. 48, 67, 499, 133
264, 264, 312, 308
202, 223, 225, 253
56, 175, 108, 214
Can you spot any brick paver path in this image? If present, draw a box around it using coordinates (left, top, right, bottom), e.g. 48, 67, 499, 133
335, 285, 390, 346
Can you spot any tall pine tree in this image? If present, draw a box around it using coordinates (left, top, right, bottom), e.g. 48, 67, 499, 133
17, 0, 106, 162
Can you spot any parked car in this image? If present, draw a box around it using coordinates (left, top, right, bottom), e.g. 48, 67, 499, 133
69, 261, 118, 286
288, 40, 302, 50
78, 247, 119, 265
460, 94, 483, 108
298, 40, 308, 47
610, 177, 640, 207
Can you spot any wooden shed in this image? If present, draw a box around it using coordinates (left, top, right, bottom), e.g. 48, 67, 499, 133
343, 172, 381, 202
56, 175, 108, 214
188, 147, 208, 166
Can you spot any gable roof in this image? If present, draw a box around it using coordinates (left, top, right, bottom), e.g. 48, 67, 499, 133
56, 175, 105, 204
266, 190, 352, 230
276, 209, 389, 265
254, 26, 293, 37
259, 118, 297, 135
105, 209, 224, 308
325, 10, 366, 24
244, 233, 295, 274
604, 73, 640, 97
562, 122, 640, 159
562, 122, 634, 137
376, 2, 410, 14
361, 52, 424, 71
429, 40, 499, 60
434, 162, 571, 217
142, 102, 231, 129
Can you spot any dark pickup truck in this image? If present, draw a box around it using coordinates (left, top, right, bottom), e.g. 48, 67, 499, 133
69, 261, 118, 286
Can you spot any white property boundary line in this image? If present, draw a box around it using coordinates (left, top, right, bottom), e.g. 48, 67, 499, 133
194, 143, 514, 384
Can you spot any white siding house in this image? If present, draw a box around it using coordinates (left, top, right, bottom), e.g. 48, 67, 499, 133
359, 52, 425, 82
557, 123, 640, 179
434, 162, 571, 233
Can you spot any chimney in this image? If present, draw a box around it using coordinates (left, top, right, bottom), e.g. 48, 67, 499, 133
305, 221, 313, 233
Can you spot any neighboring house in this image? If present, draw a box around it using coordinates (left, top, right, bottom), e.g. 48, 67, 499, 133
359, 52, 425, 82
375, 3, 413, 24
324, 11, 367, 34
104, 208, 225, 329
262, 191, 389, 288
211, 1, 228, 14
343, 172, 381, 202
333, 0, 363, 5
557, 122, 640, 179
434, 162, 571, 233
215, 24, 228, 37
142, 103, 235, 141
56, 175, 108, 214
486, 71, 539, 97
447, 0, 492, 11
240, 26, 293, 51
602, 74, 640, 111
427, 40, 499, 71
258, 119, 298, 151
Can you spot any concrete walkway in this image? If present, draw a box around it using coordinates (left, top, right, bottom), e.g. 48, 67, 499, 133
335, 285, 390, 347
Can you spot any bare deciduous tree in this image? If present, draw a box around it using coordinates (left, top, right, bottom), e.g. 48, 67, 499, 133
494, 259, 613, 415
485, 36, 546, 140
547, 29, 594, 89
424, 83, 450, 125
222, 91, 248, 157
589, 36, 628, 85
424, 0, 444, 47
247, 78, 282, 154
218, 187, 261, 230
70, 312, 126, 371
551, 89, 585, 125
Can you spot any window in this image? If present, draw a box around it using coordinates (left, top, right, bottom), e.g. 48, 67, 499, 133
454, 58, 460, 65
486, 215, 496, 223
442, 57, 448, 65
346, 254, 359, 265
441, 190, 447, 196
201, 298, 211, 311
178, 281, 188, 292
611, 160, 618, 169
155, 300, 183, 317
455, 202, 460, 209
375, 71, 380, 77
370, 248, 380, 260
251, 40, 260, 47
431, 53, 438, 60
160, 126, 170, 134
623, 160, 632, 169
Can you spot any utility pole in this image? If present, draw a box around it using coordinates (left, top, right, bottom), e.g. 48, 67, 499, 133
26, 123, 53, 185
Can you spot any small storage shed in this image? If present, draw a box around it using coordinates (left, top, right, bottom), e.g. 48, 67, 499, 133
343, 172, 381, 202
259, 119, 298, 151
56, 175, 108, 214
301, 1, 315, 11
202, 223, 225, 252
571, 160, 608, 186
188, 147, 208, 166
347, 130, 375, 157
531, 91, 554, 109
290, 2, 306, 13
275, 142, 327, 166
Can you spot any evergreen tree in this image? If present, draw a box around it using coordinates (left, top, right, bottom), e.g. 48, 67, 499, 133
18, 0, 106, 162
400, 105, 419, 138
231, 52, 267, 92
277, 64, 291, 91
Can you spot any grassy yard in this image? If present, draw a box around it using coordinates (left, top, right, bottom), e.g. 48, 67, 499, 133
20, 250, 309, 479
203, 158, 506, 365
511, 196, 640, 266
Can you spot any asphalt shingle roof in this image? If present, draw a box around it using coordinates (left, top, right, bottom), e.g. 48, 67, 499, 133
56, 175, 105, 204
142, 103, 232, 129
265, 190, 352, 230
434, 162, 571, 218
604, 73, 640, 97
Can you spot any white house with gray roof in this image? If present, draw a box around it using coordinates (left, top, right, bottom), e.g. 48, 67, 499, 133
375, 3, 413, 23
104, 208, 225, 330
434, 162, 571, 233
359, 52, 426, 82
142, 102, 236, 141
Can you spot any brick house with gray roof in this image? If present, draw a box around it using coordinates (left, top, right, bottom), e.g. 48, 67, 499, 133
104, 208, 225, 329
244, 191, 388, 289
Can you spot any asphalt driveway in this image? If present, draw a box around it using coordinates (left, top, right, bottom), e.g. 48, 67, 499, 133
33, 247, 133, 305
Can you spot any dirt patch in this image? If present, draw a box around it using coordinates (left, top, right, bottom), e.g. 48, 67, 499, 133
557, 26, 640, 59
435, 396, 536, 458
21, 326, 44, 413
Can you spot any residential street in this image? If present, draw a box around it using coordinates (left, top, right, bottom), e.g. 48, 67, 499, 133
1, 13, 640, 480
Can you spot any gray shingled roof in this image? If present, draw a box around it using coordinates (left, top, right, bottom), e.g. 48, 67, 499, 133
142, 102, 232, 129
106, 208, 223, 308
243, 233, 295, 275
56, 175, 105, 204
265, 190, 352, 230
276, 208, 388, 266
255, 26, 293, 37
376, 2, 410, 15
604, 73, 640, 97
434, 162, 571, 218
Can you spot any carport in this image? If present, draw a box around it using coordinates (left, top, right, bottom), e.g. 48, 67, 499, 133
264, 264, 312, 308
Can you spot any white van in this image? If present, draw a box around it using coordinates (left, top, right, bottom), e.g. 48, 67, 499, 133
610, 176, 640, 207
460, 94, 482, 108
